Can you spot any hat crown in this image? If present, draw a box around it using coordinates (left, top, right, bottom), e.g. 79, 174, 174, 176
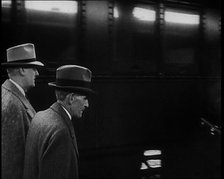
48, 65, 94, 94
57, 65, 92, 82
7, 43, 36, 62
2, 43, 44, 67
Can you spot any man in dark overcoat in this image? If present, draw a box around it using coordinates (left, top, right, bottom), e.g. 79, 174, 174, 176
23, 65, 94, 179
1, 43, 44, 179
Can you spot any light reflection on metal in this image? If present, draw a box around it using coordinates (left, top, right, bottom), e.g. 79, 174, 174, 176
25, 1, 78, 14
2, 0, 11, 8
201, 117, 221, 135
165, 11, 200, 24
141, 150, 162, 170
147, 159, 162, 168
144, 150, 161, 156
140, 162, 148, 170
114, 7, 119, 18
133, 7, 156, 21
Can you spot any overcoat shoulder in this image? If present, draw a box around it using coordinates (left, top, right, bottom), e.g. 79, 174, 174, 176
1, 79, 36, 179
24, 102, 79, 179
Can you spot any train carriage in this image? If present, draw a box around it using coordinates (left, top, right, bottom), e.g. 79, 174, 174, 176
1, 0, 221, 178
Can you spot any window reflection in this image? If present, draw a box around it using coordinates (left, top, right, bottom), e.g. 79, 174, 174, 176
25, 1, 78, 14
165, 11, 199, 25
1, 0, 11, 8
133, 7, 156, 21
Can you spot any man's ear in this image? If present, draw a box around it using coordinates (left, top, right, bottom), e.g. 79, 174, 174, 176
18, 68, 26, 76
67, 93, 75, 105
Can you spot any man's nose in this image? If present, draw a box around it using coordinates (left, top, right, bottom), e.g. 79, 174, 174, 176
35, 69, 39, 76
85, 100, 89, 108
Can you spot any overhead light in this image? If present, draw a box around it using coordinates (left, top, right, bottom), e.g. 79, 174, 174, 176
165, 11, 200, 25
25, 1, 78, 14
133, 7, 156, 21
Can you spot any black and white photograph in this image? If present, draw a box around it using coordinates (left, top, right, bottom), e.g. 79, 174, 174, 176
1, 0, 221, 179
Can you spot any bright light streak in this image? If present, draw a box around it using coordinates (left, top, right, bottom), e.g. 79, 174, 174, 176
114, 7, 119, 18
140, 162, 148, 170
147, 159, 162, 168
2, 0, 11, 8
144, 150, 162, 156
25, 1, 78, 14
133, 7, 156, 21
165, 11, 200, 24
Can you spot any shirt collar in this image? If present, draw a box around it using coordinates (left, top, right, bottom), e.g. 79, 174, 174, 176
60, 104, 72, 120
9, 79, 26, 96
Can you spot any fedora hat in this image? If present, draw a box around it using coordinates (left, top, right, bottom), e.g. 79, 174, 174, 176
48, 65, 95, 94
1, 43, 44, 67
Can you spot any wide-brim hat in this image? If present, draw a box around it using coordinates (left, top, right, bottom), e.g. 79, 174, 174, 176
1, 43, 44, 67
48, 65, 95, 95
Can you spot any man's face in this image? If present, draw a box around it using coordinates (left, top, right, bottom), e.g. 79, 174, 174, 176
70, 94, 89, 118
23, 67, 39, 91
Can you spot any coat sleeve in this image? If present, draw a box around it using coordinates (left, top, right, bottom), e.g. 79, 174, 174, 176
39, 129, 77, 179
1, 98, 29, 179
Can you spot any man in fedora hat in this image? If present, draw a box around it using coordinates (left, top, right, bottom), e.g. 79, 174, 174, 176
1, 43, 44, 179
23, 65, 94, 179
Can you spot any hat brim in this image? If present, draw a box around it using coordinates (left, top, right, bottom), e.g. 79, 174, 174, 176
48, 82, 95, 95
1, 61, 44, 67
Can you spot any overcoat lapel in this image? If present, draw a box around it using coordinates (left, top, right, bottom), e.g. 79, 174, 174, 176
2, 79, 36, 119
50, 102, 79, 157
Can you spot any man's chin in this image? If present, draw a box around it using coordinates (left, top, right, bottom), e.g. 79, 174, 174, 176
27, 84, 35, 91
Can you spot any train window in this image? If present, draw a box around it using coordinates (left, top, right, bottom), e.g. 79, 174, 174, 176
201, 9, 221, 75
162, 7, 200, 75
204, 10, 221, 41
1, 0, 11, 8
164, 11, 199, 25
114, 7, 119, 18
25, 1, 78, 27
25, 1, 77, 14
18, 0, 80, 68
133, 7, 156, 22
1, 0, 11, 22
112, 2, 158, 75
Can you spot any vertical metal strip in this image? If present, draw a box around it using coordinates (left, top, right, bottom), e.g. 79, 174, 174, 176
108, 0, 115, 63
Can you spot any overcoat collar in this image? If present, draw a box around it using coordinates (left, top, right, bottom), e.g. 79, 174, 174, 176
50, 102, 79, 157
2, 79, 36, 118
